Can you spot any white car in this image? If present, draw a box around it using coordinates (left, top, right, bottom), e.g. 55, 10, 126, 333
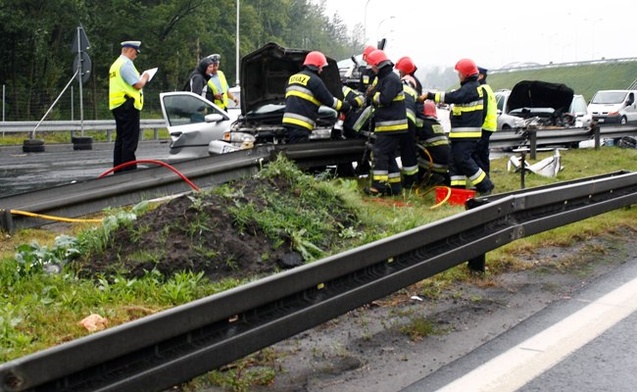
160, 91, 253, 162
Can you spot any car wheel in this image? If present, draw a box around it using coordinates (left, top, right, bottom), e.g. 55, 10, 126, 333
621, 116, 628, 125
502, 124, 511, 130
72, 136, 93, 150
22, 138, 45, 153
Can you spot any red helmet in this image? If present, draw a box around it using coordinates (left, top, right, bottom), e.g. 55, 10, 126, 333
454, 58, 478, 77
366, 49, 389, 67
423, 100, 437, 118
304, 51, 328, 68
362, 45, 375, 62
395, 56, 416, 74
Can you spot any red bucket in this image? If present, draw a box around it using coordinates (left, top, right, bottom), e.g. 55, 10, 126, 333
435, 187, 476, 206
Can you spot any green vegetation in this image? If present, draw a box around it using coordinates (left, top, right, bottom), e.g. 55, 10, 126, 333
1, 148, 637, 390
488, 61, 637, 101
1, 0, 362, 121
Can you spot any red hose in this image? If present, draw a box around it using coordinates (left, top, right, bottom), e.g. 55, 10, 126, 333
99, 160, 201, 192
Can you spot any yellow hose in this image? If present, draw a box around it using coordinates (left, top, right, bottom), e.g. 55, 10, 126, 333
9, 209, 103, 224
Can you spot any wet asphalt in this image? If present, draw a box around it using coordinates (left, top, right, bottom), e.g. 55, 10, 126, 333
0, 140, 172, 197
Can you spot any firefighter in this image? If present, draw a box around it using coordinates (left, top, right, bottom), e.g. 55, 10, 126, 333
282, 51, 351, 143
359, 45, 377, 94
364, 49, 409, 196
473, 66, 497, 175
395, 56, 424, 189
416, 100, 451, 187
420, 58, 494, 195
399, 77, 420, 189
395, 56, 423, 95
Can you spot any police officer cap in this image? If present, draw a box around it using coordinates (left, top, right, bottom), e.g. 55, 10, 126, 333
208, 54, 221, 63
121, 40, 142, 52
478, 66, 488, 75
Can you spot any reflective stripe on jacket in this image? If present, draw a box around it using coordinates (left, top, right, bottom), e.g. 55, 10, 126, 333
109, 56, 143, 110
283, 68, 345, 131
428, 77, 482, 139
370, 66, 408, 133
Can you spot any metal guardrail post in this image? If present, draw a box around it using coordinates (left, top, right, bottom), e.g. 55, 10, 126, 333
593, 123, 601, 149
0, 209, 13, 233
529, 129, 537, 160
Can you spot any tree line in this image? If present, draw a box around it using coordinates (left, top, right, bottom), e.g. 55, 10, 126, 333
0, 0, 362, 121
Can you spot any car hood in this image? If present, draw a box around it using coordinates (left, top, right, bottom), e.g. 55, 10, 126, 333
507, 80, 574, 114
239, 42, 343, 115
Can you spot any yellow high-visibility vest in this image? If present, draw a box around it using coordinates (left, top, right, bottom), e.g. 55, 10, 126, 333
207, 70, 230, 108
109, 56, 143, 111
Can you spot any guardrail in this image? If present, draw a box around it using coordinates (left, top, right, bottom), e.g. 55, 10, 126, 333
0, 140, 368, 231
0, 119, 168, 141
1, 170, 636, 392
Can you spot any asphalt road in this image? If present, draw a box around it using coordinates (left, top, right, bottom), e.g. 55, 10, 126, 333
402, 257, 637, 392
0, 140, 172, 197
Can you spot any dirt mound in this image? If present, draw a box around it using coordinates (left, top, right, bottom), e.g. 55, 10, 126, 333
76, 171, 359, 282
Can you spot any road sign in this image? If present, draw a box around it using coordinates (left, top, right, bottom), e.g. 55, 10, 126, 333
71, 26, 90, 53
73, 52, 92, 85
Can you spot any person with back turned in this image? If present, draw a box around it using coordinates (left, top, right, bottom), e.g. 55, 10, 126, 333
109, 40, 149, 173
282, 51, 351, 143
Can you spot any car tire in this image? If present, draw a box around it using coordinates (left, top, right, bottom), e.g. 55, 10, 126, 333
72, 136, 93, 151
22, 138, 45, 153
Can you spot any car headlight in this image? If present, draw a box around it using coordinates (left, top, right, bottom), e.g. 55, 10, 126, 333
222, 132, 256, 143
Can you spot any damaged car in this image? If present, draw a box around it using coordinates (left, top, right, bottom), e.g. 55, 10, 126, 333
159, 42, 344, 162
503, 80, 592, 129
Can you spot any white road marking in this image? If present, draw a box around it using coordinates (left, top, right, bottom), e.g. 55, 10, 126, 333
435, 276, 637, 392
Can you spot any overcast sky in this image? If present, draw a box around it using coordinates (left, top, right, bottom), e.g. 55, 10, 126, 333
319, 0, 635, 70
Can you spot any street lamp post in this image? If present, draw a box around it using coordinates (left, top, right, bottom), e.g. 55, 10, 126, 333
376, 15, 395, 41
364, 0, 372, 42
235, 0, 240, 86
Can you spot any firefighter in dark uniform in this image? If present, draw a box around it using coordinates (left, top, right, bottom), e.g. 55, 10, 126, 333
420, 58, 494, 195
416, 100, 451, 186
282, 51, 351, 144
395, 56, 423, 189
364, 49, 409, 196
399, 80, 420, 189
359, 45, 376, 94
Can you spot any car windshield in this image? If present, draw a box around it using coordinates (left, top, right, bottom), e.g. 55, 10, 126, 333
591, 91, 627, 104
163, 94, 227, 126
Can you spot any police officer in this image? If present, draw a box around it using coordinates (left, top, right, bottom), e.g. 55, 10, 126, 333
282, 51, 351, 144
365, 49, 409, 196
206, 54, 239, 111
109, 40, 150, 173
420, 58, 494, 195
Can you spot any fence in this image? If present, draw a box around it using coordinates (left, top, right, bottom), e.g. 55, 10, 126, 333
1, 84, 164, 122
0, 119, 168, 142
